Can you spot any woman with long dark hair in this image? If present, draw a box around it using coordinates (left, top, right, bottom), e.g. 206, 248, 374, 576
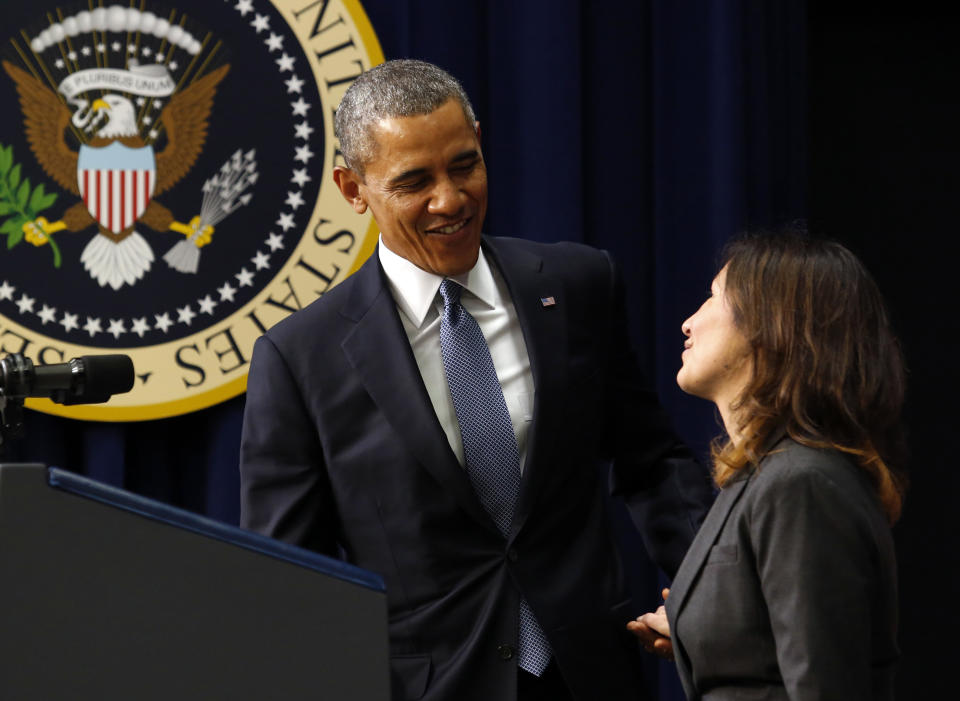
629, 232, 906, 700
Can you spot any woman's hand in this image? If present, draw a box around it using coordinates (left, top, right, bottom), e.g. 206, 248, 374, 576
627, 588, 674, 660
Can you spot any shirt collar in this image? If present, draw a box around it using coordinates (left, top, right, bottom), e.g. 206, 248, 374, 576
378, 234, 499, 328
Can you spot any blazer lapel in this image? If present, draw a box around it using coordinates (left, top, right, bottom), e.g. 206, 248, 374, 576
665, 474, 751, 697
339, 252, 499, 534
483, 238, 567, 539
668, 475, 751, 615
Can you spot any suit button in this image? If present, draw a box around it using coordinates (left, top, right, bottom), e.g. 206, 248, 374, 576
507, 548, 519, 562
497, 644, 515, 660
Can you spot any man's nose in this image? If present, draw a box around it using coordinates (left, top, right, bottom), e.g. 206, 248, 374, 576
427, 177, 464, 215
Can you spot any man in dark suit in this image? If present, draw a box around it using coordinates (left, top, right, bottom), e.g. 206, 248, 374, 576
240, 59, 713, 701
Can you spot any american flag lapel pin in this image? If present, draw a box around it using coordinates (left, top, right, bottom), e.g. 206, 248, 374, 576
540, 296, 556, 308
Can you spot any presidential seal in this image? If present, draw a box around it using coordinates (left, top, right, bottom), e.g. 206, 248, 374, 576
0, 0, 383, 420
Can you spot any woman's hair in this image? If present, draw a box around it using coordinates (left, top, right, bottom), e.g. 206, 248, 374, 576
715, 229, 907, 523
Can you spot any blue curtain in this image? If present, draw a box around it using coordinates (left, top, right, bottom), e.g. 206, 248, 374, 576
3, 2, 806, 698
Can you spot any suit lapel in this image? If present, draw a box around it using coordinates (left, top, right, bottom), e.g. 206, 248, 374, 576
483, 239, 567, 539
668, 475, 751, 615
339, 252, 499, 534
665, 474, 751, 696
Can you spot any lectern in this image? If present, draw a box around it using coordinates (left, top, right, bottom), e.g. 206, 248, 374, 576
0, 463, 388, 699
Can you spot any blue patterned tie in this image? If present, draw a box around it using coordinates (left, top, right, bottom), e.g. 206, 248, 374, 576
438, 279, 552, 677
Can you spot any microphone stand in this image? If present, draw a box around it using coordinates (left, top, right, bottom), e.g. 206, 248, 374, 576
0, 391, 25, 457
1, 351, 134, 457
0, 353, 29, 455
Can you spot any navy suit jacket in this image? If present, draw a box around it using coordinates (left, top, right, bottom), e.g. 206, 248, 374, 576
240, 236, 713, 700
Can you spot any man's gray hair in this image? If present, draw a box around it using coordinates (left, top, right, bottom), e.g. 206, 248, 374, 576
334, 59, 476, 175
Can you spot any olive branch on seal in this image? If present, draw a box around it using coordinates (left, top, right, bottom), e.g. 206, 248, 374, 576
0, 143, 61, 267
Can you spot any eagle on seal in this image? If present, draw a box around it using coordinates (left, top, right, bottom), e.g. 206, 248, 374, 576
2, 60, 229, 289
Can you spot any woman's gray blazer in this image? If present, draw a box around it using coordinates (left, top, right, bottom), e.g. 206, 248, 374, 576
665, 438, 899, 700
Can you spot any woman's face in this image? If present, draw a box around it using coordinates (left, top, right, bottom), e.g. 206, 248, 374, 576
677, 265, 753, 408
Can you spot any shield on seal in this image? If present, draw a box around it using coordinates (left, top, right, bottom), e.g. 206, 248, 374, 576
77, 142, 156, 234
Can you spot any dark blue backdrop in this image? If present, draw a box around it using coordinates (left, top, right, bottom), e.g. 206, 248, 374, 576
5, 1, 808, 539
13, 1, 950, 699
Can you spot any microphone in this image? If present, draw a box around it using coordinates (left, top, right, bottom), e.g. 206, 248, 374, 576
0, 353, 135, 405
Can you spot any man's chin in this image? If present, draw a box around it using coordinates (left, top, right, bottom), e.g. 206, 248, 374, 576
432, 253, 480, 277
425, 231, 481, 275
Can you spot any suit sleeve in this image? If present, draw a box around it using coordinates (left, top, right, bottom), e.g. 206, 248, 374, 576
751, 462, 880, 700
599, 250, 715, 577
239, 333, 340, 556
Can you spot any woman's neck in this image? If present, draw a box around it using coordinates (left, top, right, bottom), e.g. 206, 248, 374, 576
717, 395, 744, 447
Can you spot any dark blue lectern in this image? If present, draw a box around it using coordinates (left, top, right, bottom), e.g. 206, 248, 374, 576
0, 463, 388, 700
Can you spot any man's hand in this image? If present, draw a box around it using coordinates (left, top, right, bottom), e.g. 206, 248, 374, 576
627, 588, 674, 660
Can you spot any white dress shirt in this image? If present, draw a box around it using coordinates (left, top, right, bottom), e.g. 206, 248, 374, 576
378, 236, 535, 473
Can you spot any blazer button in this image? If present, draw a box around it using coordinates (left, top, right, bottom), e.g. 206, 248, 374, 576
507, 548, 519, 562
497, 644, 515, 660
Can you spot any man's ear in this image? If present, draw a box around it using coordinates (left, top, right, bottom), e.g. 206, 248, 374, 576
474, 120, 482, 143
333, 165, 368, 214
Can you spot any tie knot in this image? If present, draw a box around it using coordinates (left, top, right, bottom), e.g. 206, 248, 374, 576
439, 279, 462, 308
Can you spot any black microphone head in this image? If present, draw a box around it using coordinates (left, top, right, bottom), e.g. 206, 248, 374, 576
76, 355, 135, 401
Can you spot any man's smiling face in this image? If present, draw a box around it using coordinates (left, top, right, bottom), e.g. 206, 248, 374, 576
336, 98, 488, 276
